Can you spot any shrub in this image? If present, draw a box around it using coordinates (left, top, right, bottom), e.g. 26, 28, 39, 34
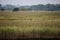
13, 8, 19, 11
1, 8, 5, 11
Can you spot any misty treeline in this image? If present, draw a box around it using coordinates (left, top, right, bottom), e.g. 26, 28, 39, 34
0, 4, 60, 11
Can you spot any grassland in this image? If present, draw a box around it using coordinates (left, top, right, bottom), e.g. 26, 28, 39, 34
0, 11, 60, 39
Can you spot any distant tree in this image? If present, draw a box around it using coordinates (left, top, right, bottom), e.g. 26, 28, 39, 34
0, 4, 2, 7
46, 4, 55, 11
0, 4, 2, 10
20, 8, 28, 11
1, 8, 5, 11
13, 8, 19, 11
56, 4, 60, 11
56, 4, 60, 8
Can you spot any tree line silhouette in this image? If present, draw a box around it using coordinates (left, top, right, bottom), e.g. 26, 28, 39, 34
0, 4, 60, 11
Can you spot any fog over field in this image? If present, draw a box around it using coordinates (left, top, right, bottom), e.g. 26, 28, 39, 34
0, 0, 60, 6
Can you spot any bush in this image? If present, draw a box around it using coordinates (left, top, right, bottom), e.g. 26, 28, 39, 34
13, 8, 19, 11
1, 8, 5, 11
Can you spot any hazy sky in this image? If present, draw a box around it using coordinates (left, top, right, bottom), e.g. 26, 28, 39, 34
0, 0, 60, 6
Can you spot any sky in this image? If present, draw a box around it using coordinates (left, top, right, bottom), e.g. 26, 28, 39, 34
0, 0, 60, 6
